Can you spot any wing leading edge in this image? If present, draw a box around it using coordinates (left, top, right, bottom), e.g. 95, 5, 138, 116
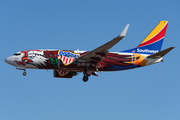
76, 24, 130, 63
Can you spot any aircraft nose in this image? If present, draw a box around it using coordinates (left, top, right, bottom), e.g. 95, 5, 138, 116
5, 56, 13, 65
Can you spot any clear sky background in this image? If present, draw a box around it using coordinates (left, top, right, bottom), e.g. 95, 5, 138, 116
0, 0, 179, 120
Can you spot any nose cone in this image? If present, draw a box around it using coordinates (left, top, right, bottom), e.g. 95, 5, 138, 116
5, 57, 11, 63
5, 56, 14, 66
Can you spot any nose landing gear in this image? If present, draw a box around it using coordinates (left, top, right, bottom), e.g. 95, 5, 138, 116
23, 70, 27, 76
16, 66, 27, 76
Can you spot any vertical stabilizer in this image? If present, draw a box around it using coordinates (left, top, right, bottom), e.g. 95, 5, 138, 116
122, 21, 168, 54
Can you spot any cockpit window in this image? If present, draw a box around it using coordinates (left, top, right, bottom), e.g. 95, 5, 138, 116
13, 53, 21, 56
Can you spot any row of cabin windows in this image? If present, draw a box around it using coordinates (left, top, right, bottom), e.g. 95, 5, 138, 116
30, 54, 72, 58
29, 54, 129, 60
106, 57, 129, 59
33, 54, 77, 58
45, 54, 76, 57
28, 54, 57, 57
28, 54, 77, 58
45, 54, 57, 57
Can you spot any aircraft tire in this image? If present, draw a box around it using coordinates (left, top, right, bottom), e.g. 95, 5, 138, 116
23, 72, 26, 76
83, 76, 88, 82
86, 70, 92, 76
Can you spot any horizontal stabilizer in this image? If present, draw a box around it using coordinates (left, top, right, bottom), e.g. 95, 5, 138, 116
147, 47, 175, 58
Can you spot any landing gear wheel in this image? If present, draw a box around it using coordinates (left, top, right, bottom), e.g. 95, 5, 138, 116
83, 75, 88, 82
83, 67, 91, 82
23, 72, 26, 76
86, 70, 92, 76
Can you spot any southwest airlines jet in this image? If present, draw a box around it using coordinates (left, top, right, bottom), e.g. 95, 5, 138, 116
5, 21, 174, 82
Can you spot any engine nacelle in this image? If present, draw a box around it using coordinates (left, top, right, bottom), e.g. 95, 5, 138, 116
53, 70, 77, 78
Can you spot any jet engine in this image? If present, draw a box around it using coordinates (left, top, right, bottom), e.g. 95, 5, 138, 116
53, 70, 77, 78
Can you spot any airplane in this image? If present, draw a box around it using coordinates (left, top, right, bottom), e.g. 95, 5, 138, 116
5, 21, 175, 82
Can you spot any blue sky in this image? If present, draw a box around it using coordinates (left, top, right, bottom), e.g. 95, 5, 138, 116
0, 0, 179, 120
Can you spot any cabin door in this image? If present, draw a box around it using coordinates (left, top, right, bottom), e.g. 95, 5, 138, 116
28, 51, 34, 60
132, 54, 136, 64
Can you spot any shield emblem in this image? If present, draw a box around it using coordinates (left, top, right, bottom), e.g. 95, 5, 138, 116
56, 70, 69, 76
58, 50, 80, 66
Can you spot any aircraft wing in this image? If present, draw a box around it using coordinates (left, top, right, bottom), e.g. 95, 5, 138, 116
76, 24, 129, 63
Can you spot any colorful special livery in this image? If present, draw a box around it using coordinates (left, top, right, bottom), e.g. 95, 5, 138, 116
5, 21, 174, 82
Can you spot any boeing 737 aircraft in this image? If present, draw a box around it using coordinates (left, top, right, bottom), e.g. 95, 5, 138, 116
5, 21, 174, 82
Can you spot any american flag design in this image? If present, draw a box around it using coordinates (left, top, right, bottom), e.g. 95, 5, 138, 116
58, 50, 80, 66
56, 70, 69, 77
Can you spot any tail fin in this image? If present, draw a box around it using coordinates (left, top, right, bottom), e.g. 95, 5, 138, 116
122, 21, 168, 54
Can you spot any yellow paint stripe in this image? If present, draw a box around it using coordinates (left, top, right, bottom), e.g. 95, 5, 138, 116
141, 21, 168, 44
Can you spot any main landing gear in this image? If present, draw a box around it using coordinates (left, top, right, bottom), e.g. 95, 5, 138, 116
83, 75, 88, 82
83, 68, 92, 82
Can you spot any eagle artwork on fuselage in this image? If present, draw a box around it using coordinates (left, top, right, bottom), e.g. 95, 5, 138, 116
5, 21, 175, 82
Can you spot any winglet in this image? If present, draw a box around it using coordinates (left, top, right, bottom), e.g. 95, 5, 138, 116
119, 24, 130, 37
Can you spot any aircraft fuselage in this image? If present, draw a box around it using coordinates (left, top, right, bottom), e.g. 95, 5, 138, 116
5, 49, 142, 72
5, 21, 174, 82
